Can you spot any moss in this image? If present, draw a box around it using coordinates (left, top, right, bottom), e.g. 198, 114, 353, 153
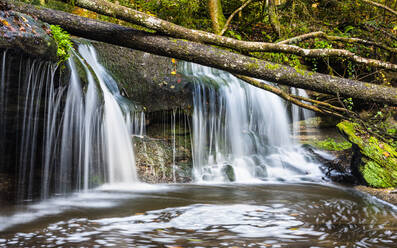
50, 25, 72, 63
294, 66, 306, 76
337, 121, 397, 188
264, 63, 280, 70
312, 138, 352, 151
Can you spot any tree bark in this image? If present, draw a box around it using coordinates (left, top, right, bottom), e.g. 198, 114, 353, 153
5, 0, 397, 105
51, 0, 397, 71
208, 0, 226, 34
268, 0, 281, 38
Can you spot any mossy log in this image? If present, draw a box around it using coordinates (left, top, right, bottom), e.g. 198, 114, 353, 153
5, 0, 397, 105
58, 0, 397, 71
337, 121, 397, 188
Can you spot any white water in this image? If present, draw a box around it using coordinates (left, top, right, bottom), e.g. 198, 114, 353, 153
291, 87, 314, 136
77, 45, 138, 185
2, 44, 324, 202
183, 63, 322, 183
0, 45, 144, 200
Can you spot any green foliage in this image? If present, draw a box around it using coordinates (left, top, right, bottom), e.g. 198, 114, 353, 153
313, 138, 352, 151
227, 30, 242, 40
132, 0, 206, 29
337, 121, 397, 188
343, 97, 354, 111
50, 25, 73, 63
313, 38, 332, 49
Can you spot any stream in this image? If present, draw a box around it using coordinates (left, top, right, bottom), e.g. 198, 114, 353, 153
1, 44, 396, 247
1, 183, 396, 247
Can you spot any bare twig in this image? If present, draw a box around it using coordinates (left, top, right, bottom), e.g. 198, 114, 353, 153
279, 31, 397, 54
362, 0, 397, 16
219, 0, 253, 36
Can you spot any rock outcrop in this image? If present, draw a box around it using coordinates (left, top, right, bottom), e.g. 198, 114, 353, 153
0, 9, 57, 59
337, 121, 397, 188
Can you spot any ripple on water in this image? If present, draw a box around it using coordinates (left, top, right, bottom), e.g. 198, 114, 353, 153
0, 184, 396, 247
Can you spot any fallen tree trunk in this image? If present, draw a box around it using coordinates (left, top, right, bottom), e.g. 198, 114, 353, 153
5, 0, 397, 105
55, 0, 397, 71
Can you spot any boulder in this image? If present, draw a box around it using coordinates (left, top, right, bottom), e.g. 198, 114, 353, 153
0, 9, 57, 60
90, 40, 193, 112
337, 121, 397, 188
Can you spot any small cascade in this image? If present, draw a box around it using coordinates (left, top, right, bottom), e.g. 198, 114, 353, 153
291, 87, 314, 137
182, 62, 322, 182
77, 45, 138, 185
0, 45, 143, 201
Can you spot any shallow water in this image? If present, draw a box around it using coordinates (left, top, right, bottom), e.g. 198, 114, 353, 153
0, 183, 396, 247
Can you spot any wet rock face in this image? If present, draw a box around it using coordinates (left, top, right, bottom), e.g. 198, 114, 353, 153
0, 10, 57, 60
91, 41, 193, 112
88, 41, 196, 182
337, 121, 397, 188
133, 120, 192, 183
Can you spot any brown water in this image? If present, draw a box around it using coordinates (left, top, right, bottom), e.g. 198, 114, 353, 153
0, 183, 396, 247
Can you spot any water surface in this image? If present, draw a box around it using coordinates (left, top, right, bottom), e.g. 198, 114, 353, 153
0, 183, 396, 247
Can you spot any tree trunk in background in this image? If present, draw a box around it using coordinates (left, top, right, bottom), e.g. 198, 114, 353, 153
208, 0, 227, 34
6, 0, 397, 106
269, 0, 281, 38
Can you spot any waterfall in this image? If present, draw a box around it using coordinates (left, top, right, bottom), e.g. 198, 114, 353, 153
291, 87, 314, 137
77, 45, 138, 185
2, 44, 324, 201
183, 62, 322, 182
0, 45, 143, 201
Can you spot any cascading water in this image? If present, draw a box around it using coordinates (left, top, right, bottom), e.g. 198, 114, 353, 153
77, 45, 139, 185
182, 62, 322, 182
291, 87, 314, 137
0, 45, 144, 201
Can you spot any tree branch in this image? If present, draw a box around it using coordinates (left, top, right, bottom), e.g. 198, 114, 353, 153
219, 0, 253, 36
278, 31, 397, 54
362, 0, 397, 16
4, 0, 397, 105
55, 0, 397, 71
236, 75, 346, 119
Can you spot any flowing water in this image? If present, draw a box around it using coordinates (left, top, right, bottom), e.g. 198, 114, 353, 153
291, 87, 314, 137
0, 184, 396, 247
0, 46, 144, 200
0, 46, 396, 247
183, 63, 322, 182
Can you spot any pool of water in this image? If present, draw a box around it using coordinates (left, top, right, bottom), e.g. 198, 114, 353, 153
0, 183, 396, 247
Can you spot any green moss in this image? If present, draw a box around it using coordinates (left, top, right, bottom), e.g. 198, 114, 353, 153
337, 121, 397, 188
50, 25, 73, 63
294, 66, 306, 76
313, 138, 352, 151
264, 63, 280, 70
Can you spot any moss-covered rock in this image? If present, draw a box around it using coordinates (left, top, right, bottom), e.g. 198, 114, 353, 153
337, 121, 397, 188
0, 10, 57, 60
